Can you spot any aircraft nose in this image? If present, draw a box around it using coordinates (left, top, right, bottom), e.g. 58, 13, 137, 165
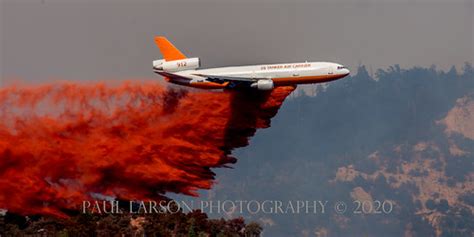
335, 65, 350, 76
341, 68, 350, 76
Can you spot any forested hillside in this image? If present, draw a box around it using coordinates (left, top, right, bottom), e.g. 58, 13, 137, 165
211, 63, 474, 237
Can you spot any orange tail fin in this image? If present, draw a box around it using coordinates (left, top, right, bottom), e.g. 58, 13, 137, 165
154, 36, 187, 61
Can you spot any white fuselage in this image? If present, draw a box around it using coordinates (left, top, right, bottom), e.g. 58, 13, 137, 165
168, 62, 350, 89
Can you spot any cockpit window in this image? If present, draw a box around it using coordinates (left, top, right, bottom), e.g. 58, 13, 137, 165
337, 66, 346, 70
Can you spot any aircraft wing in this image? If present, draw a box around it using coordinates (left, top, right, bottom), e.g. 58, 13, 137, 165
193, 74, 261, 83
155, 71, 260, 82
194, 74, 258, 82
154, 71, 269, 89
154, 71, 192, 81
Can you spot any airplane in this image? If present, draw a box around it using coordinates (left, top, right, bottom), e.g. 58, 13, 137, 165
153, 36, 350, 90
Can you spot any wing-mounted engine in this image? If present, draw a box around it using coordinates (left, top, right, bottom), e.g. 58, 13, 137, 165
250, 79, 274, 90
153, 58, 200, 72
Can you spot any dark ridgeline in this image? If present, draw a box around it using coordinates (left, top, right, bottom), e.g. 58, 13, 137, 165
2, 208, 262, 237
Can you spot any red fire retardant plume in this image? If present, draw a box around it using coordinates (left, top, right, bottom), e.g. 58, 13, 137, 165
0, 81, 295, 217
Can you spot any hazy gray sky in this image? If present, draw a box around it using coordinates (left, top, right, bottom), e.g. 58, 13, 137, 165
1, 0, 473, 82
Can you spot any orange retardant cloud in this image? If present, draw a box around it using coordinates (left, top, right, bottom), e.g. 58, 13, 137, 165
0, 81, 294, 217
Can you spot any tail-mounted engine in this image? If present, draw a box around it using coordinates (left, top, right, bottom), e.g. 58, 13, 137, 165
153, 58, 200, 72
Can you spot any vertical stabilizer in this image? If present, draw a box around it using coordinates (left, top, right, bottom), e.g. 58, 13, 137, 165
154, 36, 187, 61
